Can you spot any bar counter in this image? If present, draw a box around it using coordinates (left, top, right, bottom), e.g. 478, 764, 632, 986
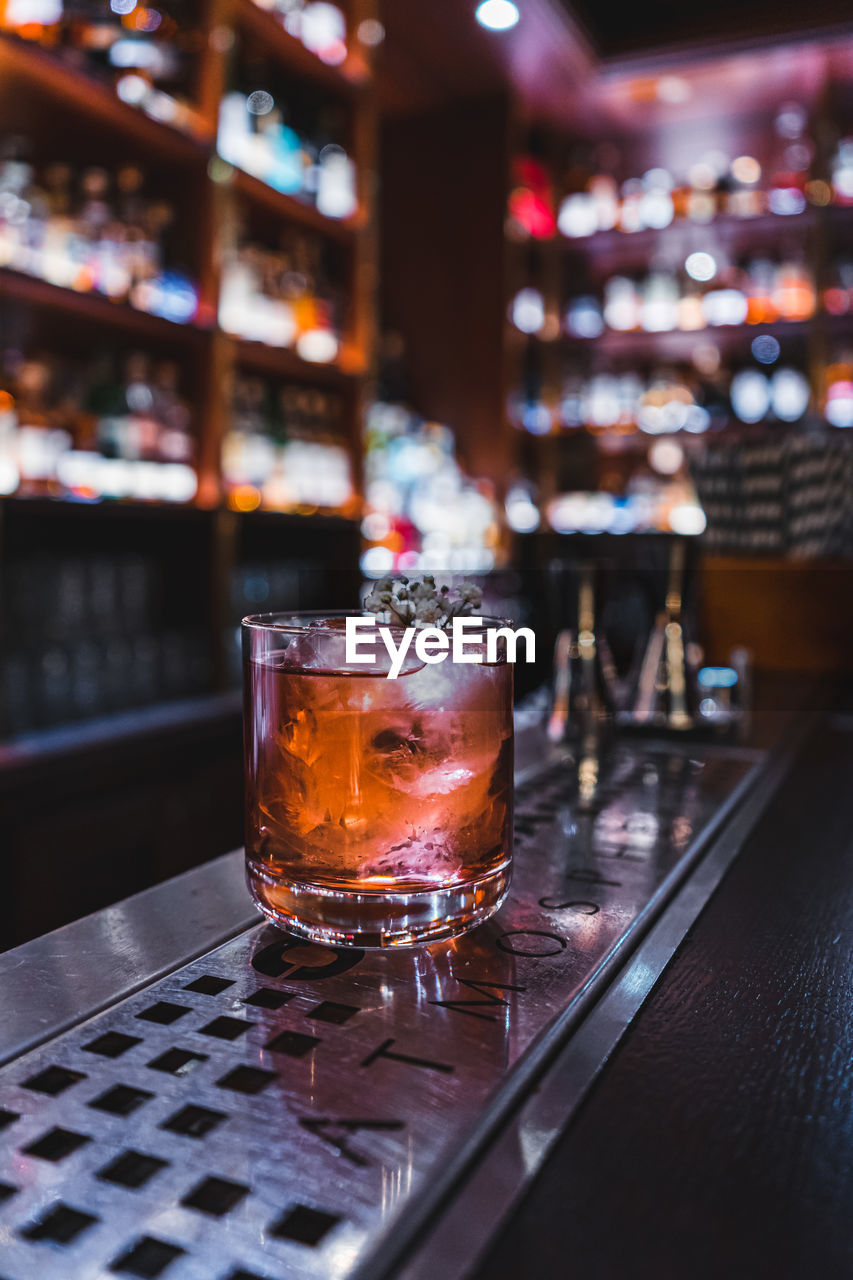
0, 682, 847, 1280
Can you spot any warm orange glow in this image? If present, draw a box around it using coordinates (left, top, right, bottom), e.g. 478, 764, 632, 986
746, 301, 778, 324
229, 484, 262, 512
806, 179, 832, 206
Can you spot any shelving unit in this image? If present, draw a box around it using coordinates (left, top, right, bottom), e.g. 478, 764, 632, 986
0, 1, 377, 738
229, 0, 369, 96
501, 40, 853, 525
0, 36, 214, 155
0, 0, 378, 508
0, 267, 209, 345
227, 164, 363, 241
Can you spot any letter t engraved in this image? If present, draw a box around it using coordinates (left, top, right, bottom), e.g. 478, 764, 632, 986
360, 1038, 455, 1073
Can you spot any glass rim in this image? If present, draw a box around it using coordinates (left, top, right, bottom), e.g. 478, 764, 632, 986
241, 609, 515, 635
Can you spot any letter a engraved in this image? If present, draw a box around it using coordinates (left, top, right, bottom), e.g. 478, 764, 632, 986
429, 978, 527, 1022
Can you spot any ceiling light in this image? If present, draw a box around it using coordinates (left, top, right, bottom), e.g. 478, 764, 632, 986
475, 0, 519, 31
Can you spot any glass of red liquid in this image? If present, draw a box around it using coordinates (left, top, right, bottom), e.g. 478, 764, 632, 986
242, 612, 514, 947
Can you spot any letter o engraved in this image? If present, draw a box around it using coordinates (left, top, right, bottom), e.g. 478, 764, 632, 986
495, 930, 567, 958
537, 897, 600, 915
252, 937, 365, 980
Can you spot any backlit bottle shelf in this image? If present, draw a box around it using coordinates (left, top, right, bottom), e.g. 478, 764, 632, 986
0, 272, 369, 386
560, 316, 816, 355
228, 335, 362, 385
227, 165, 362, 242
551, 207, 820, 257
0, 36, 212, 162
0, 270, 208, 341
230, 0, 367, 97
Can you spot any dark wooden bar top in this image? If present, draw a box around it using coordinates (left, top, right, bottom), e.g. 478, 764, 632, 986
475, 696, 853, 1280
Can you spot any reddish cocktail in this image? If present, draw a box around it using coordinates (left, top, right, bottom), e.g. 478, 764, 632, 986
243, 612, 513, 947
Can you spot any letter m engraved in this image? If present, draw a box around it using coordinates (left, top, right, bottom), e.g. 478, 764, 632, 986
429, 978, 526, 1022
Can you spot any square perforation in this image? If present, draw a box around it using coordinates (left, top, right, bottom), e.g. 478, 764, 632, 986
307, 1001, 359, 1025
111, 1235, 185, 1277
0, 1181, 18, 1203
20, 1202, 99, 1245
83, 1031, 142, 1059
216, 1065, 277, 1095
244, 988, 294, 1010
180, 1175, 248, 1217
23, 1127, 90, 1161
270, 1204, 341, 1246
22, 1065, 87, 1095
198, 1016, 254, 1041
160, 1104, 227, 1139
146, 1047, 208, 1076
89, 1084, 154, 1117
97, 1150, 169, 1189
265, 1030, 321, 1059
183, 975, 234, 996
136, 1002, 190, 1026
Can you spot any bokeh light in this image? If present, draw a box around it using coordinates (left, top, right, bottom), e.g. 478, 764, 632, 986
246, 90, 274, 116
751, 334, 781, 364
475, 0, 520, 31
649, 440, 685, 474
357, 18, 385, 44
656, 75, 690, 103
669, 503, 707, 536
564, 296, 604, 339
505, 484, 540, 532
685, 251, 717, 282
732, 155, 761, 185
731, 369, 771, 423
510, 287, 545, 334
826, 380, 853, 428
770, 367, 810, 421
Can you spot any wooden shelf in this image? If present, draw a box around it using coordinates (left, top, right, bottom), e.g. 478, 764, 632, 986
0, 271, 368, 387
0, 493, 361, 525
229, 0, 368, 98
227, 335, 360, 386
555, 317, 816, 362
0, 269, 208, 344
569, 313, 853, 361
0, 0, 376, 754
232, 506, 360, 529
546, 207, 818, 261
0, 3, 377, 729
228, 166, 362, 242
0, 494, 210, 522
0, 36, 212, 164
506, 317, 816, 366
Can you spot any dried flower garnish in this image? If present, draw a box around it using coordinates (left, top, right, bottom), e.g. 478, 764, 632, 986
364, 576, 483, 628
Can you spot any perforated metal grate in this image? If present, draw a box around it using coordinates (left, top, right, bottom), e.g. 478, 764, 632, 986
0, 744, 755, 1280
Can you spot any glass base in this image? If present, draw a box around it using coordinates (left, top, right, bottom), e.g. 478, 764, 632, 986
246, 860, 511, 948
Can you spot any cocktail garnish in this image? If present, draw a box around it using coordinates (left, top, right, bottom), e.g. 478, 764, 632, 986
363, 576, 483, 627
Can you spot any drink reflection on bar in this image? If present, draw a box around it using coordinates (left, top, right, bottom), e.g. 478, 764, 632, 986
1, 0, 853, 1276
